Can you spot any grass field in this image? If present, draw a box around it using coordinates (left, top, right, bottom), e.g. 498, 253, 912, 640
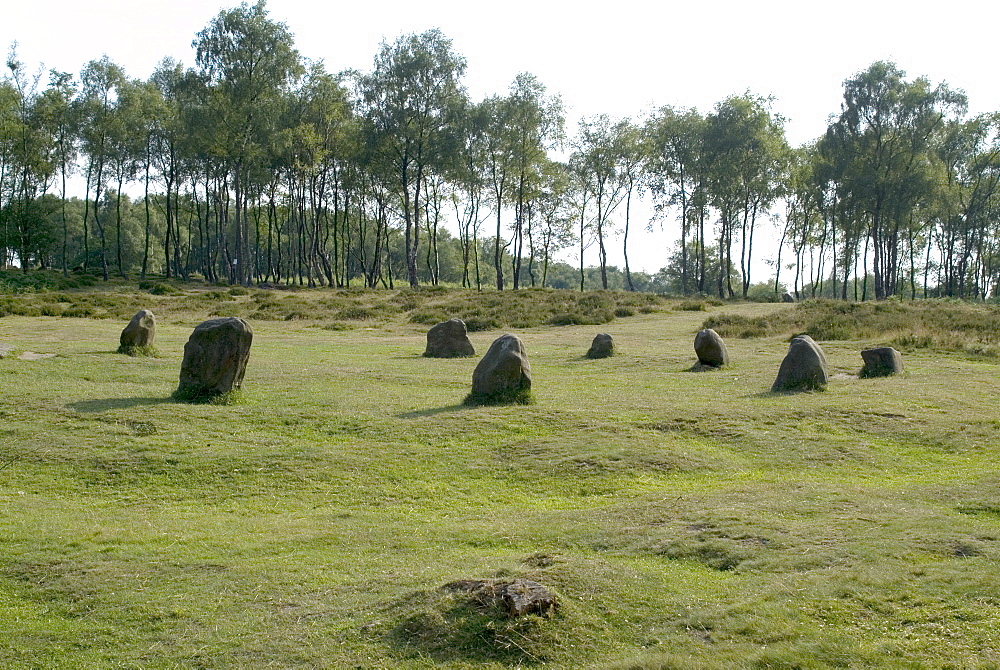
2, 286, 1000, 668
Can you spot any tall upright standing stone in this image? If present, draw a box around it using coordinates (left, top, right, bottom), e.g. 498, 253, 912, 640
176, 317, 253, 401
694, 328, 728, 367
424, 318, 475, 358
119, 309, 156, 354
771, 335, 828, 392
465, 334, 532, 405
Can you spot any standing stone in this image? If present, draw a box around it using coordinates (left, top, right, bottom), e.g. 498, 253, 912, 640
586, 333, 614, 359
694, 328, 728, 367
176, 317, 253, 401
118, 309, 156, 354
771, 335, 828, 392
424, 318, 475, 358
782, 292, 796, 303
860, 346, 903, 378
465, 333, 532, 405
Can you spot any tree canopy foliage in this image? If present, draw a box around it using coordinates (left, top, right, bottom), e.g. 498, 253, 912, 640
2, 3, 999, 299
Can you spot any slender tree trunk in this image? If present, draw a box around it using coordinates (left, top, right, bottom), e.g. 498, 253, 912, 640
623, 180, 634, 292
862, 232, 871, 301
163, 162, 174, 278
597, 193, 608, 290
774, 227, 786, 294
61, 155, 69, 276
698, 204, 706, 293
141, 159, 151, 279
513, 178, 525, 290
494, 203, 504, 290
115, 178, 126, 279
82, 162, 92, 271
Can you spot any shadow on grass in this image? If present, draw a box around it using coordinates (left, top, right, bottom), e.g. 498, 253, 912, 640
67, 396, 176, 412
749, 390, 778, 399
398, 404, 472, 418
568, 354, 615, 362
750, 387, 827, 398
396, 354, 479, 360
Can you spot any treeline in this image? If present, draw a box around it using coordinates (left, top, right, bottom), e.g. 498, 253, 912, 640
22, 193, 686, 293
2, 2, 999, 299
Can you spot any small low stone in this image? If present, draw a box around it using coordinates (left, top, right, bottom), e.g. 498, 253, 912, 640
771, 335, 828, 392
0, 344, 15, 358
586, 333, 614, 359
442, 578, 559, 617
860, 346, 903, 378
782, 292, 796, 303
694, 328, 728, 367
424, 318, 475, 358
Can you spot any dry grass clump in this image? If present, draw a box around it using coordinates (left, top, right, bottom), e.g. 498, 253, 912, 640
706, 298, 1000, 357
116, 344, 158, 357
408, 288, 663, 330
0, 272, 667, 330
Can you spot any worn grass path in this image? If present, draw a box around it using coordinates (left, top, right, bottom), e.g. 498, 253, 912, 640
2, 302, 1000, 668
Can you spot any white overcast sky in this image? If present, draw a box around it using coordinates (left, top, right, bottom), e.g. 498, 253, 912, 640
4, 0, 999, 277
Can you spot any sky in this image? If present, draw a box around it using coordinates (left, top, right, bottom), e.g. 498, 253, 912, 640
4, 0, 999, 277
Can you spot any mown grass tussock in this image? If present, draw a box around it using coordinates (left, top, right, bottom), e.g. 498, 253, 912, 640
705, 298, 1000, 356
382, 582, 560, 664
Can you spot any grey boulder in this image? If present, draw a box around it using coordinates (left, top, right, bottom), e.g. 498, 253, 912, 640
119, 309, 156, 353
424, 318, 475, 358
465, 333, 532, 405
176, 317, 253, 401
860, 346, 903, 378
694, 328, 728, 367
586, 333, 614, 359
771, 335, 828, 392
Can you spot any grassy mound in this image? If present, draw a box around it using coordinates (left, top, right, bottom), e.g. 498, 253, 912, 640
705, 298, 1000, 356
0, 272, 667, 330
382, 580, 559, 664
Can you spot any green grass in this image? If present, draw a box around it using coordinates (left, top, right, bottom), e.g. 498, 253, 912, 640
2, 291, 1000, 667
